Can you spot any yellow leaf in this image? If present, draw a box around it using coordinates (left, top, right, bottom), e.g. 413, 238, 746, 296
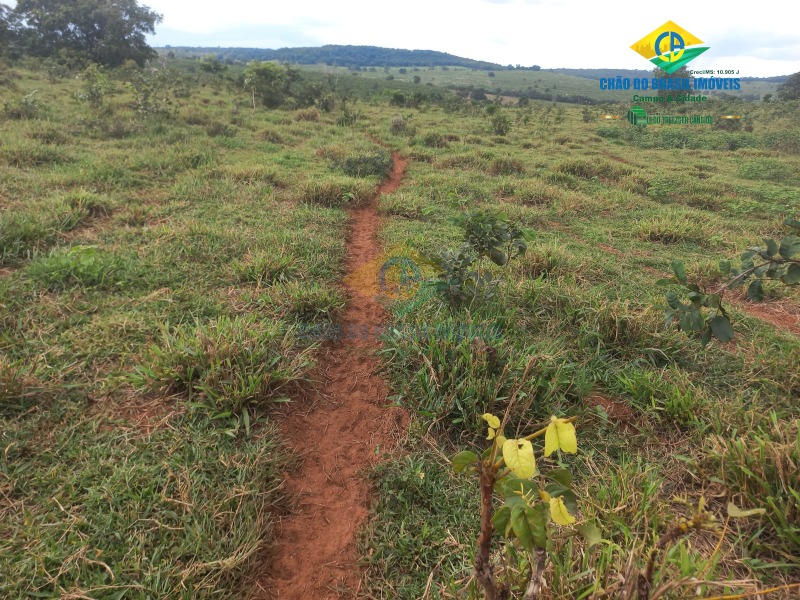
727, 501, 766, 518
495, 435, 507, 447
550, 496, 576, 525
486, 428, 496, 440
482, 413, 501, 429
502, 439, 536, 479
544, 416, 577, 457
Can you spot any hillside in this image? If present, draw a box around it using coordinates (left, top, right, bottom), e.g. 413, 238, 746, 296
160, 44, 507, 70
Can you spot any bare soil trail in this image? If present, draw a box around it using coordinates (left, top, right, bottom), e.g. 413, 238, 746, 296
252, 152, 410, 599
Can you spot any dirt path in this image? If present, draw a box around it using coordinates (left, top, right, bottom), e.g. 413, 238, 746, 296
252, 152, 410, 599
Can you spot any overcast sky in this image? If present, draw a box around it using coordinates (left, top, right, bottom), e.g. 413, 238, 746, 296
144, 0, 795, 76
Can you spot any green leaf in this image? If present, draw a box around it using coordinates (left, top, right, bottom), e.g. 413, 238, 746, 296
747, 279, 764, 302
682, 309, 704, 332
502, 477, 539, 499
700, 327, 712, 348
779, 234, 800, 259
656, 278, 675, 286
764, 238, 779, 258
492, 506, 513, 537
576, 523, 602, 547
671, 260, 686, 284
727, 501, 766, 518
709, 315, 734, 342
489, 247, 508, 266
451, 451, 478, 473
782, 263, 800, 285
545, 468, 573, 488
665, 291, 680, 309
511, 503, 548, 551
718, 259, 731, 275
784, 217, 800, 231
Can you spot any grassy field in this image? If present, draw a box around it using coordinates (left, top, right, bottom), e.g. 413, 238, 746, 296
354, 101, 800, 597
0, 64, 388, 597
300, 64, 781, 103
1, 59, 799, 599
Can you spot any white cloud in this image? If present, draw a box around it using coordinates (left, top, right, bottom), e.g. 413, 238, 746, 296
143, 0, 799, 76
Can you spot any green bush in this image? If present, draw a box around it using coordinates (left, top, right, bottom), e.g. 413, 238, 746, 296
738, 158, 790, 181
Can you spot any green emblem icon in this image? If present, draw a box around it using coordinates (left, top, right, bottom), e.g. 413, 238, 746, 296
631, 21, 709, 74
627, 106, 647, 126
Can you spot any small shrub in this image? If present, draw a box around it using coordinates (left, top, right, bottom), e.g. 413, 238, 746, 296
335, 151, 392, 178
738, 159, 790, 181
490, 112, 511, 136
294, 107, 320, 122
206, 121, 237, 137
489, 157, 526, 176
235, 253, 298, 285
2, 91, 43, 120
420, 132, 447, 148
301, 177, 374, 207
390, 116, 411, 135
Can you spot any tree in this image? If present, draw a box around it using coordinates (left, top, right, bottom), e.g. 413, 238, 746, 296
243, 62, 300, 109
0, 3, 19, 55
776, 72, 800, 101
12, 0, 162, 67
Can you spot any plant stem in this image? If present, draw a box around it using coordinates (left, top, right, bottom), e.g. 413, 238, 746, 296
523, 548, 547, 600
475, 460, 499, 600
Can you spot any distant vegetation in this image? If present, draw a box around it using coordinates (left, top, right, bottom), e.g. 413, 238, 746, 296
161, 44, 516, 70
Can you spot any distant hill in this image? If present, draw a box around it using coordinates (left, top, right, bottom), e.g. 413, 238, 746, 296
159, 45, 507, 70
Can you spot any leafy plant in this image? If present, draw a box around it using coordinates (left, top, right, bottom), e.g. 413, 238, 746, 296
451, 413, 591, 599
657, 260, 733, 347
659, 217, 799, 344
431, 210, 529, 308
721, 217, 800, 300
2, 90, 42, 120
76, 63, 112, 109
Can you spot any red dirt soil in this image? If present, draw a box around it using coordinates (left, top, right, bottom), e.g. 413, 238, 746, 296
251, 153, 410, 599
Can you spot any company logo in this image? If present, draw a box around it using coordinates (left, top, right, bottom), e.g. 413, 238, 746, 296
344, 245, 436, 313
631, 21, 709, 74
627, 106, 647, 126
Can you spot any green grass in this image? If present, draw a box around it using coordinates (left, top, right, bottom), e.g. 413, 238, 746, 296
359, 95, 800, 598
0, 64, 375, 598
1, 60, 799, 600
